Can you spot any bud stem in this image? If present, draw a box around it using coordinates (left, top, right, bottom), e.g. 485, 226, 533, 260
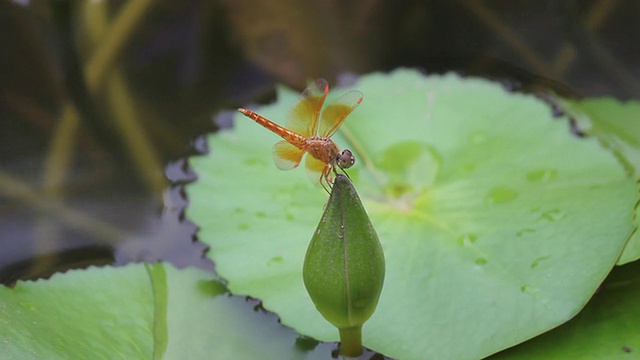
339, 325, 363, 357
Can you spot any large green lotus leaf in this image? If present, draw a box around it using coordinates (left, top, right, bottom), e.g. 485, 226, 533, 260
559, 97, 640, 264
0, 264, 330, 359
489, 261, 640, 359
187, 70, 636, 359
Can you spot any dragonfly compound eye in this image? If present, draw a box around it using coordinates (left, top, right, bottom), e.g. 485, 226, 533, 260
337, 149, 355, 169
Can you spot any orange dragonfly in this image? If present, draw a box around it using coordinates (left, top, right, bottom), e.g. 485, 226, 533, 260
238, 79, 363, 192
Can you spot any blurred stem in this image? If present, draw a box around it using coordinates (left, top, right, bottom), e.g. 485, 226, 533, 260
106, 72, 167, 194
552, 0, 618, 77
339, 326, 363, 357
462, 0, 551, 75
70, 0, 166, 195
36, 103, 81, 277
87, 0, 166, 194
0, 172, 129, 244
85, 0, 156, 92
44, 104, 80, 198
572, 19, 640, 95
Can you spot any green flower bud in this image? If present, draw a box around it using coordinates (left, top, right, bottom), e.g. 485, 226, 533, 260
303, 174, 385, 356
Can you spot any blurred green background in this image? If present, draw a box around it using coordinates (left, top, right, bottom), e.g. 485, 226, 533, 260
1, 0, 638, 283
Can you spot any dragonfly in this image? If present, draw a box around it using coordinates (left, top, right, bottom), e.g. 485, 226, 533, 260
238, 79, 363, 192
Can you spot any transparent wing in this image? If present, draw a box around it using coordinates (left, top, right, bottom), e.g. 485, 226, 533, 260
285, 79, 329, 138
272, 140, 305, 170
305, 154, 327, 188
318, 90, 363, 137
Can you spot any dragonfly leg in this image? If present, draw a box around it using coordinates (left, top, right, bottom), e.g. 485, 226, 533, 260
320, 176, 331, 194
320, 167, 333, 194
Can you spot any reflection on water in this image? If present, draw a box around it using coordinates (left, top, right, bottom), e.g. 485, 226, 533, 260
0, 158, 214, 284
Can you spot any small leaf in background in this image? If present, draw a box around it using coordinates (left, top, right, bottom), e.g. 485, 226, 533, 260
0, 264, 332, 359
0, 265, 154, 359
563, 98, 640, 178
303, 174, 385, 356
489, 261, 640, 359
187, 69, 637, 359
558, 97, 640, 264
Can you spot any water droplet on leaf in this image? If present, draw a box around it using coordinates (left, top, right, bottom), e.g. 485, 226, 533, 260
541, 209, 565, 222
458, 233, 478, 246
526, 168, 558, 182
469, 131, 487, 144
267, 256, 284, 266
475, 258, 487, 265
531, 256, 550, 268
486, 186, 519, 204
516, 228, 536, 236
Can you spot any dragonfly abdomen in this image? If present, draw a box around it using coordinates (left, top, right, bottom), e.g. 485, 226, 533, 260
238, 108, 307, 147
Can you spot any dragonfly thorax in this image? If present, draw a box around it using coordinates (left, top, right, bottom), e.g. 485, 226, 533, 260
305, 136, 340, 165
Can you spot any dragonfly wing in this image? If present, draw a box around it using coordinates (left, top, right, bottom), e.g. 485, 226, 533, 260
305, 154, 328, 188
318, 90, 363, 137
285, 79, 329, 138
273, 140, 305, 170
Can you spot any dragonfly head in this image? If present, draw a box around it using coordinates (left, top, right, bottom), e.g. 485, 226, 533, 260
336, 149, 355, 170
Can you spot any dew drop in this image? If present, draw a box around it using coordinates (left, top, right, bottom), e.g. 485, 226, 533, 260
520, 285, 527, 292
531, 255, 550, 269
243, 157, 266, 167
469, 131, 488, 144
18, 302, 37, 311
486, 186, 519, 204
267, 256, 284, 266
541, 209, 565, 222
526, 168, 558, 182
255, 211, 267, 218
516, 228, 536, 236
462, 163, 476, 173
457, 233, 478, 246
237, 223, 250, 230
475, 258, 487, 265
